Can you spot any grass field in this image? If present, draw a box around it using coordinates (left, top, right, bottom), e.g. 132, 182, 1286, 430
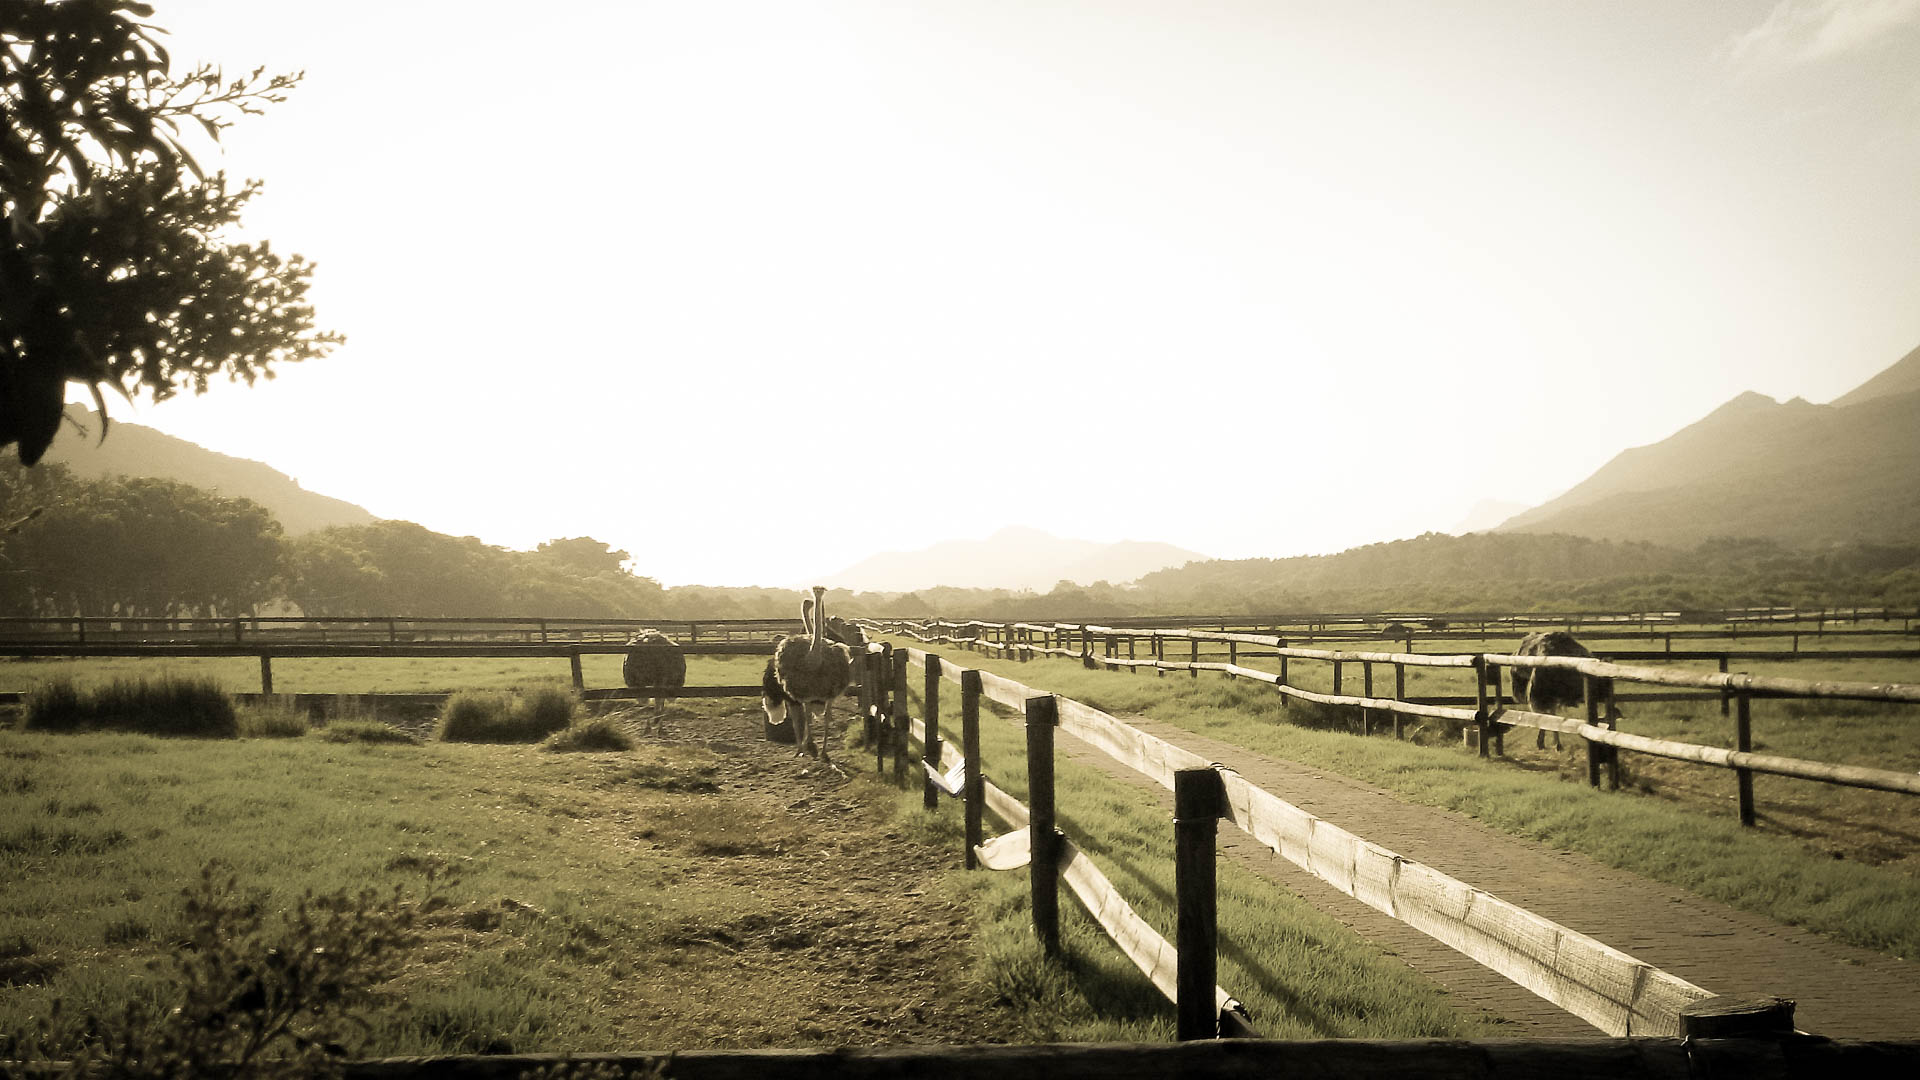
1, 689, 1511, 1058
0, 653, 770, 697
879, 635, 1920, 963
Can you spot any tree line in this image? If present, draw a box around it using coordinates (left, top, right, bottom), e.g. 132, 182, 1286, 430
4, 461, 1916, 622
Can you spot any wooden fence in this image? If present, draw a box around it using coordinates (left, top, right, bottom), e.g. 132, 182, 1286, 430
0, 615, 801, 646
0, 604, 1912, 649
0, 641, 774, 704
850, 639, 1747, 1039
320, 1035, 1920, 1079
867, 619, 1920, 830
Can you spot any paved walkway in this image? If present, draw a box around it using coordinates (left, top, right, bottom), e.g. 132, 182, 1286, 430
1051, 717, 1920, 1039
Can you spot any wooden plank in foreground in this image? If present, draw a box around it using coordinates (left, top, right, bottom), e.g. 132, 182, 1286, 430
337, 1036, 1920, 1079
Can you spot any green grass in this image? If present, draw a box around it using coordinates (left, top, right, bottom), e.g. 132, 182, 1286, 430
882, 636, 1920, 963
23, 676, 238, 738
885, 708, 1507, 1041
542, 718, 635, 753
0, 654, 768, 696
0, 724, 787, 1055
437, 688, 577, 743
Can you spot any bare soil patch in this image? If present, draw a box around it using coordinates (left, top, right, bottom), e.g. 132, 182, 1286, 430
543, 699, 1011, 1048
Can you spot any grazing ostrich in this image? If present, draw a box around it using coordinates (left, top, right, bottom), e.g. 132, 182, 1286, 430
1508, 630, 1619, 749
622, 629, 685, 733
771, 586, 853, 763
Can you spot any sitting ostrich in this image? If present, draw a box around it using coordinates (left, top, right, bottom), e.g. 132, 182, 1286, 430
622, 629, 685, 733
1507, 630, 1619, 749
769, 586, 853, 763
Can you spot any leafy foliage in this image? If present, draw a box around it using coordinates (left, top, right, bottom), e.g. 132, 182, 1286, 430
3, 864, 447, 1079
0, 0, 340, 464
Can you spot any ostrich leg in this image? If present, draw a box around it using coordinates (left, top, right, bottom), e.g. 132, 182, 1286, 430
816, 701, 834, 765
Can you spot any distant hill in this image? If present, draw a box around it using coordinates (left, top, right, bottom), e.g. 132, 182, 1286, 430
1451, 498, 1532, 534
1497, 346, 1920, 548
1832, 343, 1920, 407
43, 407, 378, 535
822, 526, 1207, 592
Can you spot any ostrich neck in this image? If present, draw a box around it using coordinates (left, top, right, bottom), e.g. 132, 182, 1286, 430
809, 592, 826, 655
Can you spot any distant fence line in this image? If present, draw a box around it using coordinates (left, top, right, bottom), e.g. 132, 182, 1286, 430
863, 619, 1920, 826
0, 604, 1913, 648
850, 639, 1726, 1038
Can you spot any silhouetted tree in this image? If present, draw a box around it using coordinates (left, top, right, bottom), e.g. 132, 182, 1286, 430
0, 0, 340, 464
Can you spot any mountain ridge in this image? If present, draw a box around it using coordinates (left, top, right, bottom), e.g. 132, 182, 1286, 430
1496, 345, 1920, 546
820, 525, 1207, 593
43, 406, 378, 535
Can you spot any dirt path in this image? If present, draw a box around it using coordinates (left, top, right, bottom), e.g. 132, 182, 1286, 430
582, 701, 1010, 1048
1053, 716, 1920, 1039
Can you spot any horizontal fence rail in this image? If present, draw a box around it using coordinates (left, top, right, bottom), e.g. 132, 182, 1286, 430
892, 643, 1713, 1037
868, 618, 1920, 820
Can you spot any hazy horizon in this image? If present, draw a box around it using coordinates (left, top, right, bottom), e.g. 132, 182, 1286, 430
65, 1, 1920, 586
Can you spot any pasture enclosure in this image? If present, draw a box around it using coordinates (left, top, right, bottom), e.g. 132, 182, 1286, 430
846, 639, 1727, 1038
871, 618, 1920, 829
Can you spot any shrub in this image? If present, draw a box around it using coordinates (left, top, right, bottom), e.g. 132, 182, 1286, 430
437, 688, 575, 744
542, 718, 634, 753
23, 677, 238, 738
320, 721, 421, 746
436, 691, 514, 742
2, 864, 449, 1080
515, 686, 577, 737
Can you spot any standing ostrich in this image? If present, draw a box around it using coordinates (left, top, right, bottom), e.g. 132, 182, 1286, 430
1508, 630, 1619, 749
771, 586, 853, 762
760, 600, 813, 745
622, 629, 685, 733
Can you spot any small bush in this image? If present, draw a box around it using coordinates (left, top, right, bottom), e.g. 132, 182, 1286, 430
516, 686, 577, 736
3, 864, 450, 1079
437, 688, 575, 744
237, 703, 310, 739
23, 677, 237, 738
320, 721, 421, 746
542, 718, 634, 753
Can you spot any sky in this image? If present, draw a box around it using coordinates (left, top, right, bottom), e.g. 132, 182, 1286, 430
77, 0, 1920, 586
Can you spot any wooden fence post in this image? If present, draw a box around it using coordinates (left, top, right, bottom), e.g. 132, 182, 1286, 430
923, 656, 943, 812
259, 654, 273, 695
1175, 767, 1224, 1041
1735, 692, 1756, 826
1360, 661, 1373, 734
1719, 655, 1731, 717
1026, 695, 1060, 956
232, 617, 244, 644
891, 649, 910, 785
1278, 653, 1289, 709
1080, 627, 1093, 669
1583, 673, 1604, 788
1486, 663, 1504, 757
856, 646, 875, 743
569, 651, 584, 694
875, 645, 893, 775
1189, 638, 1199, 677
1471, 656, 1490, 757
1393, 662, 1406, 739
962, 670, 984, 870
